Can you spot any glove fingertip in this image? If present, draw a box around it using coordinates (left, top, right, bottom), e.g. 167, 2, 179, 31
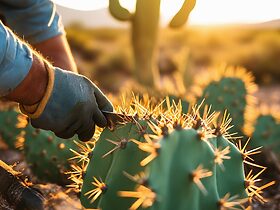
30, 120, 40, 129
103, 102, 114, 112
78, 133, 94, 142
78, 128, 95, 142
95, 115, 107, 128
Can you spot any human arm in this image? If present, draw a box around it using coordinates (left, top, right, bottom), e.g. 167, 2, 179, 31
33, 35, 78, 72
1, 22, 113, 141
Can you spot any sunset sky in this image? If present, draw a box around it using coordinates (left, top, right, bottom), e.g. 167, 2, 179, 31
54, 0, 280, 25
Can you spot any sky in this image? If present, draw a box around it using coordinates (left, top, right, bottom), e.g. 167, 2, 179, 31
53, 0, 280, 25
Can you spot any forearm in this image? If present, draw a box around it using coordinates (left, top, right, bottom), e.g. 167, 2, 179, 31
33, 34, 78, 73
5, 54, 48, 105
0, 22, 48, 105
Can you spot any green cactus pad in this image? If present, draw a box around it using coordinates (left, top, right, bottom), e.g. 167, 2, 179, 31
249, 115, 280, 154
215, 136, 247, 199
80, 120, 151, 209
148, 128, 219, 210
75, 97, 271, 210
21, 125, 80, 185
193, 66, 257, 136
199, 77, 247, 135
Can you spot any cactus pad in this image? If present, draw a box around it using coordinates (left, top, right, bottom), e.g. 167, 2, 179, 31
192, 65, 257, 135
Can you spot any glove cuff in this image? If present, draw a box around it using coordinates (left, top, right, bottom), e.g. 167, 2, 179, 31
19, 62, 55, 119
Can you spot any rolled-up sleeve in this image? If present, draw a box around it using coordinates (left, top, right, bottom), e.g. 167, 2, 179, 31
0, 21, 33, 96
0, 0, 65, 44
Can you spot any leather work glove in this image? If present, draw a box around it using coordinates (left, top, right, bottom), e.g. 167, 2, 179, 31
20, 63, 113, 141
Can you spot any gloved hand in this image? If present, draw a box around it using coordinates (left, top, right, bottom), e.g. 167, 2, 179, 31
20, 63, 113, 141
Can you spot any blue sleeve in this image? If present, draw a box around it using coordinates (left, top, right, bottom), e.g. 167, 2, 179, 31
0, 0, 65, 44
0, 21, 33, 96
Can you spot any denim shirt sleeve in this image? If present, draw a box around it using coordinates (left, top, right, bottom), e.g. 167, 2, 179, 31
0, 0, 65, 44
0, 21, 33, 96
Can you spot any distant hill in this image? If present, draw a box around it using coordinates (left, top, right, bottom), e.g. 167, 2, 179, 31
253, 19, 280, 28
56, 5, 128, 28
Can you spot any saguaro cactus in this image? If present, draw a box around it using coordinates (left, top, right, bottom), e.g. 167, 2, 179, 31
109, 0, 196, 87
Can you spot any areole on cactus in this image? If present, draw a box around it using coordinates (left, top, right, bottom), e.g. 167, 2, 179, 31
108, 0, 196, 87
67, 95, 274, 210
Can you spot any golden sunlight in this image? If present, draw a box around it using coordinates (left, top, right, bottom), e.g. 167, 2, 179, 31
54, 0, 280, 25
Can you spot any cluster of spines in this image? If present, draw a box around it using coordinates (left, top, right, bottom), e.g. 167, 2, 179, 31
68, 96, 274, 209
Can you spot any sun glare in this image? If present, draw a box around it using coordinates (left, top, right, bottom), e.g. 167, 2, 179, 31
54, 0, 280, 25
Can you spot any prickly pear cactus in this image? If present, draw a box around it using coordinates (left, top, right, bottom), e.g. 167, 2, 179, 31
0, 108, 27, 149
17, 125, 82, 185
119, 109, 252, 210
69, 97, 272, 210
68, 96, 161, 209
245, 106, 280, 155
81, 121, 151, 209
142, 123, 221, 210
211, 113, 249, 200
192, 65, 257, 135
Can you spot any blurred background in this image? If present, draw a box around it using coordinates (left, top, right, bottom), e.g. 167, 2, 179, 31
55, 0, 280, 105
0, 1, 280, 209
